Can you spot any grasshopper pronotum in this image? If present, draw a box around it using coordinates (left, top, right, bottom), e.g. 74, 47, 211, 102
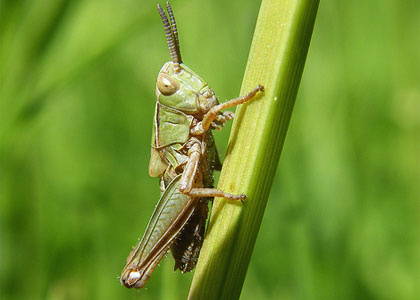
120, 2, 264, 289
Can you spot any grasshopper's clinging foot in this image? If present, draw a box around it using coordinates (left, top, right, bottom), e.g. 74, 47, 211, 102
199, 84, 265, 133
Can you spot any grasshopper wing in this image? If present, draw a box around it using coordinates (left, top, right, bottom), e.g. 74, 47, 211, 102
121, 174, 196, 288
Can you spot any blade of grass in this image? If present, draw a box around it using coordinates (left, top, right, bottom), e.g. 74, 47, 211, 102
188, 0, 319, 299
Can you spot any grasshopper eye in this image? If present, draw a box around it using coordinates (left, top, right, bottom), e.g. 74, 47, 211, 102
157, 73, 179, 96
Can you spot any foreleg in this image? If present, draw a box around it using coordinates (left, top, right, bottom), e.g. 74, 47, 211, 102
191, 84, 264, 135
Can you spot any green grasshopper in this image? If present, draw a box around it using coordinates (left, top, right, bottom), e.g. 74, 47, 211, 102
120, 2, 264, 289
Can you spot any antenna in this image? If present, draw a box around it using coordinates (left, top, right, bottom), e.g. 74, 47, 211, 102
157, 2, 182, 65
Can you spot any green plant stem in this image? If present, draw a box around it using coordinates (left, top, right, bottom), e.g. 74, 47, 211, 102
188, 0, 319, 299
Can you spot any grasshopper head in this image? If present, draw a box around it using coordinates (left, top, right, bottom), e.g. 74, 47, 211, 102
156, 3, 219, 114
156, 62, 218, 113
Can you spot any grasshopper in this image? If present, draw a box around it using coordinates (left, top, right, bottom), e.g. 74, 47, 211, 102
120, 2, 264, 289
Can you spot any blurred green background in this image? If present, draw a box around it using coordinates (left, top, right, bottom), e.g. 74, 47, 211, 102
0, 0, 418, 299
